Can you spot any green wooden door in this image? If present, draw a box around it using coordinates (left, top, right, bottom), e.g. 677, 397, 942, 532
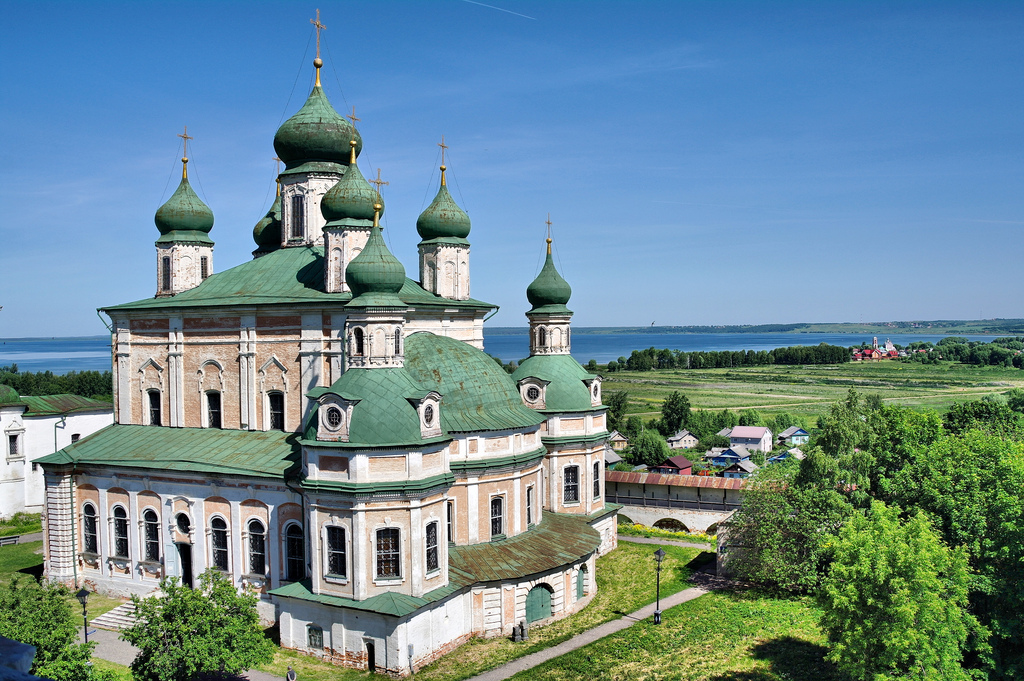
526, 585, 552, 622
576, 567, 586, 600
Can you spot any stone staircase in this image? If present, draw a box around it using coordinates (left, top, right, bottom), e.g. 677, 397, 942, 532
90, 601, 140, 632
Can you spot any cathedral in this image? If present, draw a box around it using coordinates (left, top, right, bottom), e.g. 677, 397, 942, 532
38, 42, 616, 676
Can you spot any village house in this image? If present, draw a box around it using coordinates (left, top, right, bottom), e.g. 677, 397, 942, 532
607, 430, 629, 451
666, 429, 698, 450
649, 455, 692, 476
722, 460, 757, 479
777, 426, 809, 446
726, 426, 773, 453
706, 446, 752, 468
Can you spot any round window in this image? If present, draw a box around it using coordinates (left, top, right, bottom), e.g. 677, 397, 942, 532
592, 384, 599, 398
176, 513, 190, 534
526, 386, 540, 402
424, 404, 435, 426
325, 406, 343, 429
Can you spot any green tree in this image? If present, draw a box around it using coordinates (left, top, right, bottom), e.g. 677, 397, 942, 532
660, 391, 691, 434
737, 409, 763, 427
627, 429, 671, 468
1006, 388, 1024, 414
604, 390, 629, 433
819, 501, 979, 681
0, 578, 100, 681
584, 359, 599, 372
622, 415, 643, 441
121, 570, 275, 681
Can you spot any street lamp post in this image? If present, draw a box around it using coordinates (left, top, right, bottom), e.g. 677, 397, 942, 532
76, 588, 90, 644
653, 548, 666, 625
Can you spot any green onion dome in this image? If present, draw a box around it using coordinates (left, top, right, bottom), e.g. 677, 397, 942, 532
273, 85, 361, 170
252, 192, 282, 248
154, 163, 214, 237
321, 141, 382, 223
0, 385, 21, 406
346, 218, 406, 303
416, 168, 470, 240
526, 240, 572, 312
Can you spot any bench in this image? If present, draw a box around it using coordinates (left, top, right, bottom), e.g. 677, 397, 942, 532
0, 536, 19, 546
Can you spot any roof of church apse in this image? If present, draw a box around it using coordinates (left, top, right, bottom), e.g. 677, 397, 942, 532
102, 246, 495, 313
512, 354, 602, 413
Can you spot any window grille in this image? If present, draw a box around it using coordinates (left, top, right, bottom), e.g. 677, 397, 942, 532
290, 196, 305, 239
144, 510, 160, 561
286, 525, 305, 581
162, 256, 171, 291
200, 256, 209, 280
593, 461, 601, 498
148, 390, 161, 426
268, 392, 285, 431
527, 487, 534, 525
490, 497, 503, 538
375, 528, 400, 579
207, 392, 222, 429
83, 503, 98, 554
353, 328, 364, 356
564, 466, 580, 503
7, 435, 18, 458
113, 507, 129, 558
426, 522, 439, 572
327, 526, 346, 578
446, 501, 454, 543
211, 517, 229, 570
248, 520, 266, 574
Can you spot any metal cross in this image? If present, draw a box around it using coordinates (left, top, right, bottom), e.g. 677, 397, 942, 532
438, 135, 448, 166
273, 156, 282, 174
347, 106, 360, 127
178, 126, 194, 158
310, 9, 326, 60
370, 168, 389, 193
545, 213, 553, 238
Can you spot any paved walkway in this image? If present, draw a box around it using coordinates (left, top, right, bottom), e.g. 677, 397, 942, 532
84, 626, 281, 681
619, 535, 714, 551
466, 583, 710, 681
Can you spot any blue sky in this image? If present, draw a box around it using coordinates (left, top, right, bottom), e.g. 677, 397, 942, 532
1, 1, 1021, 337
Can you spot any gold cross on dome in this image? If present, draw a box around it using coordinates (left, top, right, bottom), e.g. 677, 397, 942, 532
347, 106, 360, 127
310, 9, 326, 61
370, 168, 389, 193
273, 156, 282, 174
438, 135, 448, 166
178, 126, 194, 158
545, 213, 553, 253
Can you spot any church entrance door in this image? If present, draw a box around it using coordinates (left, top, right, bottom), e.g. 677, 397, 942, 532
366, 642, 376, 672
177, 543, 194, 588
526, 584, 553, 623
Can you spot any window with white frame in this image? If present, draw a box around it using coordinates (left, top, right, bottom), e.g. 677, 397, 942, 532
143, 509, 160, 562
7, 434, 20, 459
206, 391, 222, 429
248, 519, 266, 574
148, 390, 161, 425
375, 528, 400, 579
564, 465, 580, 503
285, 524, 305, 582
526, 486, 534, 526
326, 526, 346, 578
490, 496, 504, 538
82, 503, 98, 554
210, 517, 229, 570
593, 460, 601, 499
446, 500, 454, 543
290, 195, 305, 239
112, 506, 129, 558
162, 256, 171, 291
268, 391, 285, 431
426, 521, 439, 572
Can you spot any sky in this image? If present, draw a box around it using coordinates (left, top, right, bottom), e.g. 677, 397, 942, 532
1, 1, 1022, 337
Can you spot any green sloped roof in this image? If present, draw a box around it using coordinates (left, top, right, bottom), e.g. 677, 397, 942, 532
270, 512, 599, 617
512, 354, 600, 412
310, 367, 436, 447
36, 425, 299, 478
404, 333, 544, 433
103, 247, 495, 312
0, 385, 22, 407
20, 394, 112, 417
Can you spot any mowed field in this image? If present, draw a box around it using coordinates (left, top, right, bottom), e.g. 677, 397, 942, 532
603, 362, 1024, 422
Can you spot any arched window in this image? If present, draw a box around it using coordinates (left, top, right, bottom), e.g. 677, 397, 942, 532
490, 497, 504, 538
326, 526, 346, 578
593, 461, 601, 499
526, 486, 535, 526
285, 524, 305, 582
143, 509, 160, 562
564, 466, 580, 503
425, 521, 439, 572
211, 517, 229, 571
538, 327, 547, 347
162, 256, 171, 291
248, 519, 266, 574
375, 528, 400, 579
206, 391, 222, 429
147, 390, 161, 426
577, 564, 587, 600
290, 195, 305, 239
112, 506, 129, 559
268, 391, 285, 431
394, 329, 402, 355
446, 500, 454, 543
82, 503, 98, 554
353, 328, 364, 357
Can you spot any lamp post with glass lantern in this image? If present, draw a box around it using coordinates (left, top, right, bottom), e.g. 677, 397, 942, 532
653, 548, 666, 625
75, 588, 90, 643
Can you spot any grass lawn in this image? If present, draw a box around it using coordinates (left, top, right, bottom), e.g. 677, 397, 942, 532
510, 589, 848, 681
412, 542, 703, 681
0, 540, 44, 581
604, 362, 1024, 424
90, 658, 132, 680
0, 512, 43, 537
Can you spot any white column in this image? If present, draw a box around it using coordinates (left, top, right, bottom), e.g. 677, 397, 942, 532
128, 490, 140, 582
299, 314, 324, 423
192, 498, 207, 574
467, 478, 479, 543
168, 318, 184, 427
268, 499, 280, 590
115, 324, 132, 424
230, 500, 243, 582
410, 504, 422, 596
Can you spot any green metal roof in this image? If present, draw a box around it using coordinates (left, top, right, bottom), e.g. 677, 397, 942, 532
308, 367, 435, 447
19, 394, 111, 417
253, 194, 282, 250
273, 84, 360, 173
346, 225, 406, 308
0, 385, 22, 407
404, 333, 544, 433
36, 425, 299, 479
103, 247, 496, 313
512, 355, 600, 413
270, 512, 599, 618
154, 175, 214, 238
321, 156, 379, 224
526, 249, 572, 314
416, 183, 471, 241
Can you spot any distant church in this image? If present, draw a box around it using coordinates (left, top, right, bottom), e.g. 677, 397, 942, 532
39, 27, 616, 676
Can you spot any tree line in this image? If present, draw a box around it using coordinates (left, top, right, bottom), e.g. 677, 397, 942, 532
727, 389, 1024, 680
0, 365, 113, 401
604, 343, 850, 372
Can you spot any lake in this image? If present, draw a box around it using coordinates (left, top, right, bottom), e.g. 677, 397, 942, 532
0, 331, 1002, 374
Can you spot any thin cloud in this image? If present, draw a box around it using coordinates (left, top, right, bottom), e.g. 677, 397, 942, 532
461, 0, 536, 20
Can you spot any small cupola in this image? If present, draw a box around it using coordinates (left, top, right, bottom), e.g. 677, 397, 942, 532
252, 180, 282, 258
273, 76, 359, 174
526, 238, 572, 314
155, 159, 214, 243
416, 164, 471, 241
321, 140, 381, 225
346, 205, 406, 307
